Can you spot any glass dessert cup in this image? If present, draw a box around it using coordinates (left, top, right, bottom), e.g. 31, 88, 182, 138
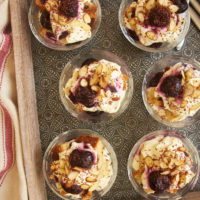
28, 0, 101, 51
127, 130, 200, 200
59, 49, 134, 123
43, 129, 118, 200
142, 55, 200, 128
119, 0, 190, 53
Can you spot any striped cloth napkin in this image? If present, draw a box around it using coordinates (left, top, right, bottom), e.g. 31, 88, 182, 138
0, 0, 28, 199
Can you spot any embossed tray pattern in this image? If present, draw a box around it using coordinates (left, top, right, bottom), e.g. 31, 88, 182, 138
30, 0, 200, 199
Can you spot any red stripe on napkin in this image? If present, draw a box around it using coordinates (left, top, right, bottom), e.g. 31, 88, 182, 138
0, 23, 14, 186
0, 103, 14, 186
0, 23, 12, 88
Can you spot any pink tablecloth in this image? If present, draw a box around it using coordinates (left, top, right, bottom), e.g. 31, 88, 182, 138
0, 0, 28, 199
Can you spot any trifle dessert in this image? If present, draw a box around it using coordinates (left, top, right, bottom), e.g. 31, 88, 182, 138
49, 135, 113, 199
122, 0, 189, 49
128, 130, 199, 198
64, 58, 128, 114
35, 0, 98, 45
146, 62, 200, 122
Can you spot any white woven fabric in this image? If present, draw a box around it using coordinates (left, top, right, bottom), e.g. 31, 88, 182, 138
0, 0, 28, 199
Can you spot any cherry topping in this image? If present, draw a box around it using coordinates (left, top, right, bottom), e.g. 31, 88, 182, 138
149, 72, 164, 87
59, 0, 78, 18
149, 42, 163, 49
69, 149, 94, 169
127, 29, 139, 41
74, 86, 97, 108
149, 171, 171, 192
40, 10, 51, 30
81, 58, 98, 67
61, 182, 82, 194
172, 0, 188, 13
149, 6, 171, 27
160, 75, 183, 97
59, 31, 69, 40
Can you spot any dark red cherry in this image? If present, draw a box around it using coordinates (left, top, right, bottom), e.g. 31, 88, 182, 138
160, 75, 183, 97
69, 149, 94, 169
59, 0, 78, 18
149, 171, 171, 192
149, 72, 164, 87
149, 6, 170, 27
172, 0, 188, 13
40, 10, 52, 30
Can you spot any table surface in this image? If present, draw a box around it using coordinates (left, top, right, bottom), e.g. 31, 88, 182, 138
30, 0, 200, 199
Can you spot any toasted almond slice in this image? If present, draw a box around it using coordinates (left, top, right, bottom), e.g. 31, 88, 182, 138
65, 165, 69, 175
146, 31, 157, 40
91, 85, 100, 92
161, 170, 170, 175
79, 66, 88, 77
60, 159, 65, 169
73, 166, 83, 172
86, 177, 97, 182
96, 64, 103, 74
80, 78, 88, 87
81, 23, 91, 31
88, 183, 98, 192
68, 171, 78, 180
153, 160, 160, 167
170, 5, 179, 13
174, 159, 184, 166
81, 184, 90, 190
158, 0, 168, 6
144, 189, 155, 194
169, 19, 176, 31
160, 162, 168, 169
53, 12, 59, 22
146, 0, 155, 10
65, 87, 70, 96
66, 181, 74, 187
99, 76, 107, 88
45, 3, 51, 12
171, 169, 179, 176
102, 63, 108, 73
60, 143, 69, 151
138, 13, 144, 23
184, 84, 194, 96
83, 13, 91, 24
90, 73, 99, 86
129, 19, 136, 26
144, 156, 153, 167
